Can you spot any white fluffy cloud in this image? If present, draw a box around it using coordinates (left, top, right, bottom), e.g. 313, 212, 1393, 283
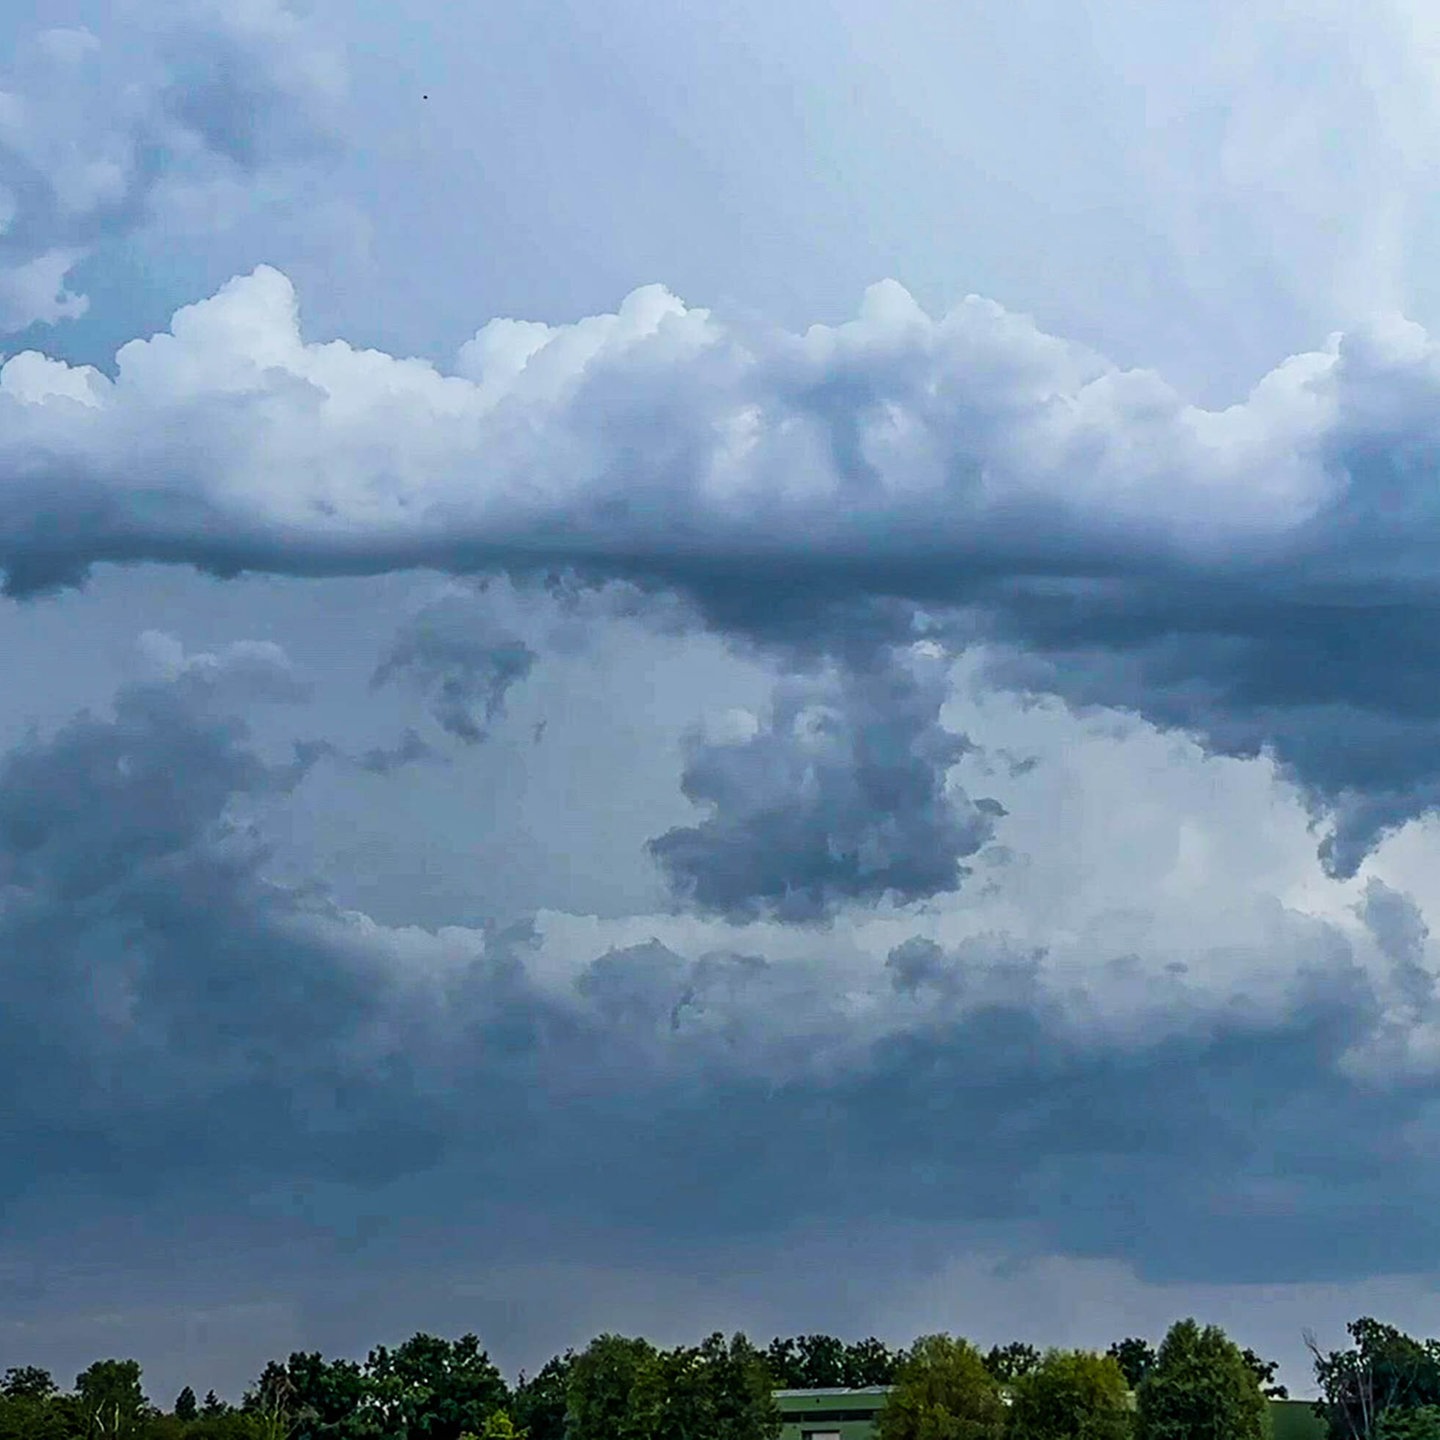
0, 268, 1343, 570
0, 1, 340, 334
8, 268, 1440, 873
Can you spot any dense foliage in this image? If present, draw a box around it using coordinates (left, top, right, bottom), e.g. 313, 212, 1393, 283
6, 1313, 1435, 1440
1308, 1319, 1440, 1440
874, 1334, 1007, 1440
1006, 1350, 1132, 1440
765, 1335, 903, 1389
1133, 1319, 1269, 1440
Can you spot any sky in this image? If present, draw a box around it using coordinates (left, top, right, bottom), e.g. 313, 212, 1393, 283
7, 0, 1440, 1409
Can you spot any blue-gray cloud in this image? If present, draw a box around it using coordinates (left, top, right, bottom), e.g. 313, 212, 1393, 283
3, 646, 1439, 1294
7, 275, 1440, 871
0, 3, 340, 333
649, 645, 999, 921
371, 594, 536, 744
1358, 877, 1435, 1017
0, 637, 450, 1198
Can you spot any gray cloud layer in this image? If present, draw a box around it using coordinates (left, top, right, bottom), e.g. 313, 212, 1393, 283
0, 639, 451, 1198
6, 273, 1440, 871
2, 642, 1439, 1294
372, 593, 537, 745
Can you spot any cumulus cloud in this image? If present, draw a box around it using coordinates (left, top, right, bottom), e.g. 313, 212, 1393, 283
649, 644, 999, 921
372, 593, 536, 744
0, 1, 340, 333
1358, 877, 1434, 1012
0, 633, 451, 1195
7, 271, 1440, 868
885, 932, 1044, 1008
8, 638, 1440, 1289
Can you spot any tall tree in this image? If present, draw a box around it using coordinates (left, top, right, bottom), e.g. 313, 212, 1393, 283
1, 1365, 57, 1400
628, 1333, 780, 1440
363, 1331, 508, 1439
243, 1351, 367, 1438
765, 1336, 850, 1389
844, 1338, 904, 1388
564, 1334, 657, 1440
0, 1367, 70, 1440
1134, 1320, 1268, 1440
512, 1353, 574, 1440
1241, 1348, 1289, 1400
875, 1334, 1006, 1440
982, 1344, 1041, 1385
1307, 1319, 1440, 1440
74, 1358, 150, 1440
174, 1387, 200, 1422
1007, 1349, 1133, 1440
766, 1335, 903, 1389
1106, 1341, 1157, 1392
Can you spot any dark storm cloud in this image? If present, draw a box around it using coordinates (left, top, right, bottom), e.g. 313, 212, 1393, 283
972, 578, 1440, 876
371, 595, 536, 744
0, 640, 451, 1198
479, 926, 1440, 1289
885, 932, 1044, 1006
3, 651, 1439, 1291
8, 274, 1440, 871
355, 727, 438, 774
1358, 878, 1435, 1014
648, 646, 999, 921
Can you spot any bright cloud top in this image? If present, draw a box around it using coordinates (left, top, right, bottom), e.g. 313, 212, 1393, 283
0, 266, 1345, 574
6, 269, 1440, 875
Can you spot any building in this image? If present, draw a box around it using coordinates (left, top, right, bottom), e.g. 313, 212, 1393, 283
774, 1386, 891, 1440
774, 1388, 1330, 1440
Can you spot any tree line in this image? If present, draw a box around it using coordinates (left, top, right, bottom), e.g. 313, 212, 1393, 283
0, 1313, 1432, 1440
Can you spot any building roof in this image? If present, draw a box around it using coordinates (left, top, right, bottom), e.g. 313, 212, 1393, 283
773, 1387, 893, 1398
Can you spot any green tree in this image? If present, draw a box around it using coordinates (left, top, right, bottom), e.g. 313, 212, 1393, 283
363, 1332, 508, 1439
1107, 1342, 1157, 1392
1134, 1319, 1268, 1440
765, 1335, 902, 1390
765, 1336, 849, 1390
983, 1344, 1041, 1385
1376, 1407, 1440, 1440
1240, 1349, 1289, 1401
186, 1412, 273, 1440
876, 1334, 1006, 1440
844, 1338, 904, 1388
242, 1352, 367, 1439
75, 1358, 150, 1440
174, 1387, 200, 1422
0, 1369, 71, 1440
201, 1392, 229, 1418
1008, 1349, 1133, 1440
564, 1334, 657, 1440
461, 1409, 527, 1440
512, 1353, 573, 1440
2, 1365, 58, 1399
1307, 1321, 1440, 1440
632, 1333, 780, 1440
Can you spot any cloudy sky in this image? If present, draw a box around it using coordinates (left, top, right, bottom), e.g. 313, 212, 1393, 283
7, 0, 1440, 1408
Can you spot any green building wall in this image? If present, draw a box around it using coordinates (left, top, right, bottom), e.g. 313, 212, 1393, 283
775, 1386, 891, 1440
774, 1388, 1331, 1440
